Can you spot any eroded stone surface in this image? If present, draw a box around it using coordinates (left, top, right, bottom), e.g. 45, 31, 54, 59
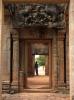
2, 93, 70, 100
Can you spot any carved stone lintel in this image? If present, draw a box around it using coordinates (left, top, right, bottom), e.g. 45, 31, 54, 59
5, 3, 67, 29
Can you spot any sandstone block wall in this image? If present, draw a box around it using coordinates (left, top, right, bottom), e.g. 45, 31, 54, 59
0, 0, 2, 99
69, 0, 74, 99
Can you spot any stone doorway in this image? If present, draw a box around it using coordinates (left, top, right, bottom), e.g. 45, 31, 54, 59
1, 1, 70, 100
19, 39, 52, 90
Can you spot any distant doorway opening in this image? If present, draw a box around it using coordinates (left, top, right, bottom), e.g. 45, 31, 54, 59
34, 55, 48, 76
35, 55, 45, 76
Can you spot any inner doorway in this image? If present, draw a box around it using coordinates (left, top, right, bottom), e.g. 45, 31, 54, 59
26, 41, 51, 89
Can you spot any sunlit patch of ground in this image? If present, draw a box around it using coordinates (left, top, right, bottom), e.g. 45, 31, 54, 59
38, 66, 45, 75
27, 76, 49, 89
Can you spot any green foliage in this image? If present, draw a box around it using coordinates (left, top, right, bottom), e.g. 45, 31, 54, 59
36, 55, 46, 66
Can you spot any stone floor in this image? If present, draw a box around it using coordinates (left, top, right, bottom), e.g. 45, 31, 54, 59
27, 76, 49, 89
2, 93, 70, 100
2, 76, 70, 100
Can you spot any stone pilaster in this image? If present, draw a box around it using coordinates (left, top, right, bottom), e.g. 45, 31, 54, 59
45, 56, 49, 76
28, 43, 34, 76
66, 33, 69, 86
57, 33, 65, 86
19, 40, 25, 91
32, 55, 35, 75
48, 41, 52, 88
12, 33, 19, 90
52, 33, 58, 88
23, 41, 28, 88
65, 7, 69, 86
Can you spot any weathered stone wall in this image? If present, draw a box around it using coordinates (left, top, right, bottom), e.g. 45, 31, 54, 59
19, 28, 55, 39
1, 15, 12, 81
1, 13, 19, 83
69, 0, 74, 99
0, 0, 2, 99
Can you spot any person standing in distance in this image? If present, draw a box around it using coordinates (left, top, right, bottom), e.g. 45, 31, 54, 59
35, 61, 38, 76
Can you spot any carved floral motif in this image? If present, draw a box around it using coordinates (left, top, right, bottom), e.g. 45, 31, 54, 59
5, 3, 67, 29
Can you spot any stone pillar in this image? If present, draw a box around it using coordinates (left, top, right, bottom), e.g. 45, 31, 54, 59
57, 33, 65, 86
69, 0, 74, 99
32, 55, 35, 75
28, 43, 34, 76
65, 8, 69, 86
19, 40, 25, 91
23, 42, 28, 88
45, 56, 49, 75
12, 33, 19, 90
66, 33, 69, 86
0, 0, 2, 99
19, 71, 24, 92
52, 34, 58, 88
48, 41, 52, 88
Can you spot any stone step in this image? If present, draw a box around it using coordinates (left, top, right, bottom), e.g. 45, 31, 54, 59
23, 89, 59, 93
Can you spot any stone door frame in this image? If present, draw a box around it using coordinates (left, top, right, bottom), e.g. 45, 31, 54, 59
0, 0, 71, 100
19, 39, 52, 89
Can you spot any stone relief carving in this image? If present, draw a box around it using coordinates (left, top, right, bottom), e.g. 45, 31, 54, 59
5, 3, 67, 29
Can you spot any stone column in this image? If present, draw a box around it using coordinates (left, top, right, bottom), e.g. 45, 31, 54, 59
19, 40, 25, 91
23, 41, 28, 88
32, 55, 35, 75
65, 8, 69, 87
48, 41, 52, 88
66, 33, 69, 86
57, 33, 65, 86
28, 43, 34, 76
12, 33, 19, 90
45, 56, 49, 76
69, 0, 74, 99
52, 33, 58, 88
0, 0, 2, 99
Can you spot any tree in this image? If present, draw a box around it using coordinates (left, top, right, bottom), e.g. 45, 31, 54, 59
36, 55, 46, 66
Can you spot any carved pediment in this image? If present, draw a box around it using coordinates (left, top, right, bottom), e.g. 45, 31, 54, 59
5, 3, 67, 29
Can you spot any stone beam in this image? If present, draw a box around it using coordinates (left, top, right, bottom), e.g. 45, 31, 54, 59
3, 0, 69, 3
